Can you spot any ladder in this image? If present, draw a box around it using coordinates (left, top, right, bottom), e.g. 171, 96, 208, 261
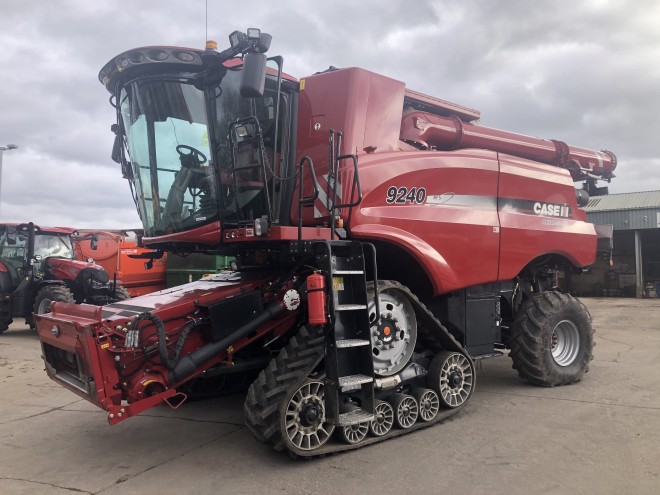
313, 240, 378, 426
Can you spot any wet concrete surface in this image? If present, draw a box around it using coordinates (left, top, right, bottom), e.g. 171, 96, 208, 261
1, 297, 659, 494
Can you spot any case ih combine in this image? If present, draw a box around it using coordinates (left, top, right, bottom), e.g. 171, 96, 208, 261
0, 223, 129, 334
35, 29, 616, 456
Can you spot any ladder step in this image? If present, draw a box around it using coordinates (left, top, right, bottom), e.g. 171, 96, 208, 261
333, 270, 364, 275
336, 339, 370, 348
335, 304, 367, 311
338, 408, 374, 425
338, 374, 373, 388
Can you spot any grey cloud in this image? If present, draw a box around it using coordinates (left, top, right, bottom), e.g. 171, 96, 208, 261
0, 0, 657, 232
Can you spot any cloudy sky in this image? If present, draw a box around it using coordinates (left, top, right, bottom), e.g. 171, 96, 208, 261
0, 0, 658, 229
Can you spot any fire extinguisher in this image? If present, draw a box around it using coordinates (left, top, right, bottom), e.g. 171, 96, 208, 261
306, 272, 327, 326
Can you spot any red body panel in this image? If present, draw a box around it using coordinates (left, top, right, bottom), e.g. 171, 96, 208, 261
295, 68, 406, 222
141, 220, 222, 247
349, 150, 500, 294
497, 154, 596, 279
46, 257, 105, 281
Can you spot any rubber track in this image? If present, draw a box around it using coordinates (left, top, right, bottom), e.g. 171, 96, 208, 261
244, 280, 474, 457
244, 326, 326, 450
369, 280, 465, 354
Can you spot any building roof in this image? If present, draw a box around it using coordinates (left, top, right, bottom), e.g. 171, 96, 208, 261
585, 190, 660, 213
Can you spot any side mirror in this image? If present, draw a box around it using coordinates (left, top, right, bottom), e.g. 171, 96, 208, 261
111, 133, 122, 164
241, 52, 267, 98
90, 234, 99, 251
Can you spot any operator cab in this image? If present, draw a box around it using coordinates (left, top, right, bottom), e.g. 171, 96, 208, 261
101, 30, 296, 249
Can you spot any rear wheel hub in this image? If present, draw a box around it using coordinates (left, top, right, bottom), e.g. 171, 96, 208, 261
550, 319, 581, 366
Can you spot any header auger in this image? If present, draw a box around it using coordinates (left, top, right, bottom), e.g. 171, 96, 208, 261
36, 28, 612, 456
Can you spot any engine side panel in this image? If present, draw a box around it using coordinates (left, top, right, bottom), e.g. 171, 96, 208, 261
350, 150, 501, 295
348, 150, 596, 296
295, 67, 406, 222
497, 153, 596, 279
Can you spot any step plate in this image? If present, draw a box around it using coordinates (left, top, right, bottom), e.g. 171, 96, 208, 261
338, 409, 374, 426
335, 304, 367, 311
338, 374, 373, 388
336, 339, 370, 348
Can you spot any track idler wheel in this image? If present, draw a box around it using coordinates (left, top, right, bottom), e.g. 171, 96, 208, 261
389, 393, 419, 429
428, 351, 475, 409
413, 388, 440, 422
369, 400, 394, 437
338, 404, 370, 445
283, 379, 335, 452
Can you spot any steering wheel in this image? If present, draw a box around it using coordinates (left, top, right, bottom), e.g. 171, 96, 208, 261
176, 145, 207, 167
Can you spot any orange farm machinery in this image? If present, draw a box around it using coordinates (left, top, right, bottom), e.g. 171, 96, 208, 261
73, 229, 166, 297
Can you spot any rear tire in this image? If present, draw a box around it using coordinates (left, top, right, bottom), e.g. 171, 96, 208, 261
509, 291, 593, 387
33, 285, 75, 317
112, 285, 131, 302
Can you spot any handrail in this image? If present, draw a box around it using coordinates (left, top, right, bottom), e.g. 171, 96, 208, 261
332, 154, 362, 209
297, 155, 320, 242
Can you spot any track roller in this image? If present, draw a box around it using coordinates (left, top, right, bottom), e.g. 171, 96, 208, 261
412, 387, 440, 422
369, 400, 394, 437
428, 351, 474, 409
284, 379, 335, 451
338, 404, 370, 444
389, 393, 419, 429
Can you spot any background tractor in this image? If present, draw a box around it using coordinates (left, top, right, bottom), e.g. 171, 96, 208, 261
0, 222, 129, 334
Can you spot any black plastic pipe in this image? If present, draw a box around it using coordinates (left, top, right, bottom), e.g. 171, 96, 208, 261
168, 301, 283, 384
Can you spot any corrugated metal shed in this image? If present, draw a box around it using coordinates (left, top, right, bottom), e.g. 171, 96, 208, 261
586, 190, 660, 212
586, 191, 660, 231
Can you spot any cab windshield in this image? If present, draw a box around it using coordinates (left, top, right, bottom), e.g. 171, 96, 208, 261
34, 234, 74, 259
0, 229, 73, 262
119, 68, 280, 236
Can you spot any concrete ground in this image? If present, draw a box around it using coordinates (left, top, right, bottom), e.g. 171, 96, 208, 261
1, 297, 659, 495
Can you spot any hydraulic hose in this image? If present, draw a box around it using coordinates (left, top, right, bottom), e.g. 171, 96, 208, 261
168, 300, 283, 384
130, 312, 201, 370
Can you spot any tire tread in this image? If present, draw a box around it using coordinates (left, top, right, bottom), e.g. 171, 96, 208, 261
510, 291, 594, 387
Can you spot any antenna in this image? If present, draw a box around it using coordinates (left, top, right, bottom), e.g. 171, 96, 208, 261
205, 0, 208, 44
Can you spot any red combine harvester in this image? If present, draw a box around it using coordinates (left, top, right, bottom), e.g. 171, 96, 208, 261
35, 29, 616, 456
73, 230, 166, 297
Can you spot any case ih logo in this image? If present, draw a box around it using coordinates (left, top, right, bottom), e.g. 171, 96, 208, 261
533, 202, 571, 218
498, 198, 574, 219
